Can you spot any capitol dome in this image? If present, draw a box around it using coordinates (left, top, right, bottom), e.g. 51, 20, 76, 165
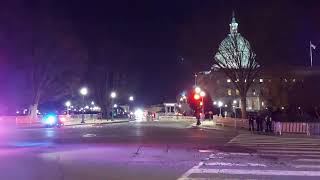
215, 13, 252, 69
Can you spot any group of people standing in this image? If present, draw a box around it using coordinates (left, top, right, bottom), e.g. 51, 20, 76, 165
248, 113, 274, 133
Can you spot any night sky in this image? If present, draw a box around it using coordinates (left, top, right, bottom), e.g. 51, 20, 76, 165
1, 0, 320, 111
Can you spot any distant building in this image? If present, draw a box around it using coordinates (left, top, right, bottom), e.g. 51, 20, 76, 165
197, 13, 320, 113
197, 66, 320, 113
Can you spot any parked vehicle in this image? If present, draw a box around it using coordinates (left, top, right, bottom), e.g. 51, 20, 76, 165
42, 113, 65, 128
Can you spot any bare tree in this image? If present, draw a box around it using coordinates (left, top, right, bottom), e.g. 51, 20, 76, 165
213, 34, 259, 118
27, 18, 87, 118
28, 45, 85, 118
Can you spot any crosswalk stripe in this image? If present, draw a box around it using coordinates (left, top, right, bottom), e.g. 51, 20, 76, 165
292, 164, 320, 168
204, 162, 267, 167
258, 149, 320, 154
237, 147, 320, 151
178, 134, 320, 180
296, 159, 320, 162
188, 168, 320, 176
259, 153, 320, 158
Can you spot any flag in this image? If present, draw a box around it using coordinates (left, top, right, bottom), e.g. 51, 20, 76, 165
310, 41, 316, 49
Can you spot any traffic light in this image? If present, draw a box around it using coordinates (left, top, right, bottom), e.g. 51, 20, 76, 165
194, 94, 200, 100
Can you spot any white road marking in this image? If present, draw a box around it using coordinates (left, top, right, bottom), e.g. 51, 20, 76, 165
204, 162, 267, 167
199, 149, 215, 153
296, 159, 320, 162
82, 133, 96, 137
258, 149, 320, 154
292, 164, 320, 168
188, 168, 320, 176
177, 162, 204, 180
259, 153, 320, 158
179, 134, 320, 180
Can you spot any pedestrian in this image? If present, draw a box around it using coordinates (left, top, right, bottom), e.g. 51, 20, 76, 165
275, 120, 282, 136
256, 113, 263, 132
265, 114, 272, 133
249, 115, 254, 132
195, 110, 201, 126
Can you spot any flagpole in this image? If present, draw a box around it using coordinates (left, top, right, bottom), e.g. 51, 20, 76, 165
310, 41, 313, 67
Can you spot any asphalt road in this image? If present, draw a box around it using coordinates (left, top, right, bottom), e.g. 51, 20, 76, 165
2, 121, 319, 180
0, 121, 238, 180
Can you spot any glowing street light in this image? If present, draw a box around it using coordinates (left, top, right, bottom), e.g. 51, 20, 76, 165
91, 101, 95, 105
65, 101, 71, 115
110, 91, 117, 98
195, 87, 201, 93
65, 101, 71, 107
129, 96, 134, 101
80, 87, 88, 96
200, 91, 206, 97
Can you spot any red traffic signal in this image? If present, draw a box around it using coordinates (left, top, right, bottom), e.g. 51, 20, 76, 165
194, 94, 200, 100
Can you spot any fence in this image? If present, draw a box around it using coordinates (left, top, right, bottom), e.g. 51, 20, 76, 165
214, 117, 320, 136
158, 115, 196, 121
216, 117, 249, 129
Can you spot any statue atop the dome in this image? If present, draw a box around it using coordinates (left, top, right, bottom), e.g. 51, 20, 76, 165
230, 11, 238, 35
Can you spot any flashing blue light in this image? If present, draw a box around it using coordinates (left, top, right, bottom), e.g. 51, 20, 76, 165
44, 114, 57, 125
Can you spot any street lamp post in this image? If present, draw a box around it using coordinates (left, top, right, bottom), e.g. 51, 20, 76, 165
218, 101, 223, 117
80, 87, 88, 123
110, 91, 117, 120
200, 91, 206, 115
233, 100, 237, 118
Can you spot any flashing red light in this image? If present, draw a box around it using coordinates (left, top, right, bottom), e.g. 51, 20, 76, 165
194, 94, 200, 100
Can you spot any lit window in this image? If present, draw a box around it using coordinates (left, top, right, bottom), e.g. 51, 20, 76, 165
292, 79, 296, 82
252, 89, 256, 96
259, 79, 263, 83
236, 89, 240, 95
227, 89, 232, 96
227, 79, 231, 83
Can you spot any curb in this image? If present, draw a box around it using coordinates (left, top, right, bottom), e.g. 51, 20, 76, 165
17, 120, 130, 129
64, 120, 130, 126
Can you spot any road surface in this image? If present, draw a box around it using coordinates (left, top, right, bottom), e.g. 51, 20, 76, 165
1, 120, 320, 180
